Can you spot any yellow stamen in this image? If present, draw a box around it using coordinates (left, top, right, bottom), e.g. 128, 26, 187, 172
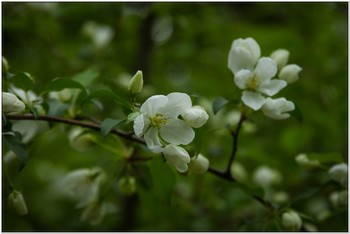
247, 73, 260, 90
150, 114, 167, 129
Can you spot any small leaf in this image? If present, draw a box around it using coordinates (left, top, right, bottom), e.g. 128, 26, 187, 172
41, 78, 87, 94
9, 72, 34, 91
100, 118, 123, 136
308, 152, 343, 164
71, 68, 99, 87
81, 89, 131, 109
212, 96, 229, 115
3, 134, 27, 171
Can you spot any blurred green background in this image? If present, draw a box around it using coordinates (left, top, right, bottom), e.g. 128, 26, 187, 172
2, 2, 348, 231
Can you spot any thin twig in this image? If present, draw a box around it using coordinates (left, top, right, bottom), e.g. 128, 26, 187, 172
225, 113, 246, 175
5, 114, 146, 145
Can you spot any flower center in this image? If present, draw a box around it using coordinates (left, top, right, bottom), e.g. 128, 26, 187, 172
247, 73, 260, 90
150, 114, 168, 129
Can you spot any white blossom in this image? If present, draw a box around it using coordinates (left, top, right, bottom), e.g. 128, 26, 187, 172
329, 163, 348, 187
133, 92, 208, 153
261, 97, 295, 120
253, 165, 282, 188
234, 57, 287, 110
181, 105, 209, 128
188, 154, 210, 174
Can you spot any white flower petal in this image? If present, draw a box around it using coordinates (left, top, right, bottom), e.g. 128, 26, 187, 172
133, 114, 150, 137
270, 49, 290, 70
164, 92, 192, 116
181, 106, 209, 128
160, 119, 195, 145
228, 47, 255, 74
258, 79, 287, 96
234, 69, 252, 90
140, 95, 168, 116
255, 57, 277, 82
163, 145, 190, 173
241, 90, 266, 111
232, 37, 261, 63
144, 127, 163, 153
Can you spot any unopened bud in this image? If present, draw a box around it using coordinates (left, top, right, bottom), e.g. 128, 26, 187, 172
279, 64, 302, 84
181, 106, 209, 128
2, 92, 25, 113
230, 162, 247, 181
329, 163, 348, 187
188, 154, 209, 174
8, 190, 28, 216
128, 70, 143, 95
282, 210, 302, 231
118, 176, 137, 195
270, 49, 289, 70
253, 166, 282, 188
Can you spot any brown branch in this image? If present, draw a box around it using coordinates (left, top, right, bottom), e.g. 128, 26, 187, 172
4, 114, 146, 145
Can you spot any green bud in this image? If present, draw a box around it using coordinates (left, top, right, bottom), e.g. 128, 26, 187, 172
69, 128, 96, 151
188, 154, 209, 174
230, 162, 247, 181
8, 190, 28, 216
118, 176, 137, 195
295, 153, 320, 171
282, 210, 302, 231
270, 49, 289, 70
128, 70, 143, 95
2, 92, 25, 113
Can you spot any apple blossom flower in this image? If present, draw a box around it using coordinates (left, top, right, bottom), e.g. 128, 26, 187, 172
279, 64, 302, 84
133, 92, 208, 153
261, 97, 295, 120
2, 92, 25, 113
234, 57, 287, 110
162, 144, 191, 173
181, 105, 209, 128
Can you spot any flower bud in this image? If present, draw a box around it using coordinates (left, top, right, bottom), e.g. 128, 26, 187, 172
188, 154, 209, 174
270, 49, 289, 70
230, 162, 247, 181
279, 64, 302, 84
49, 88, 73, 102
181, 106, 209, 128
2, 92, 25, 113
295, 153, 320, 171
163, 145, 190, 173
329, 163, 348, 187
118, 176, 137, 195
8, 190, 28, 216
282, 210, 302, 231
128, 70, 143, 95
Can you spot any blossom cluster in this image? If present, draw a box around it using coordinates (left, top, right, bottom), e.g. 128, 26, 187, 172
228, 37, 302, 119
133, 92, 209, 172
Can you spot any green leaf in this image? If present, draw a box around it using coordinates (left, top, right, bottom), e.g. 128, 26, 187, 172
308, 152, 344, 164
126, 112, 140, 124
212, 96, 229, 115
100, 118, 123, 136
81, 89, 131, 109
41, 78, 87, 94
47, 99, 70, 116
71, 67, 99, 87
3, 134, 27, 171
150, 157, 176, 205
9, 72, 34, 91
